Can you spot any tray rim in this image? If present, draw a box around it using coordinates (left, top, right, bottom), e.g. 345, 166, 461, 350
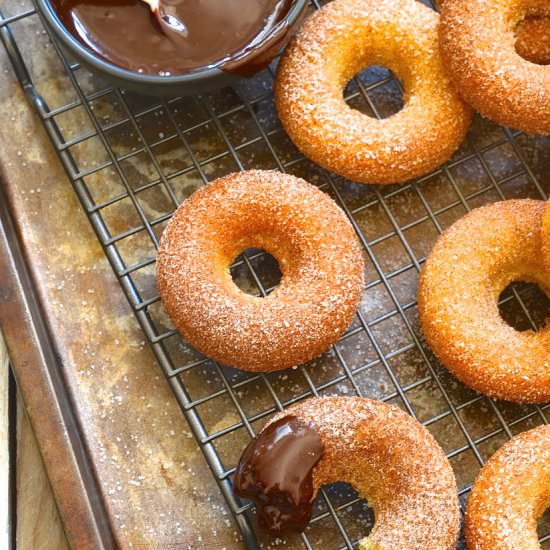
0, 177, 116, 550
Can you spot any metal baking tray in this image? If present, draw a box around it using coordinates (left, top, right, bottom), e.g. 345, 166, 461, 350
1, 0, 549, 547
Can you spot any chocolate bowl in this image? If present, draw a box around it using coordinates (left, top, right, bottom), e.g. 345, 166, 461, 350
35, 0, 308, 96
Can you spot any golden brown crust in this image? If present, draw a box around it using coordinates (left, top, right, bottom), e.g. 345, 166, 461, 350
543, 200, 550, 274
465, 425, 550, 550
439, 0, 550, 134
436, 0, 550, 65
418, 199, 550, 402
156, 170, 365, 372
515, 15, 550, 66
274, 0, 472, 185
271, 396, 460, 550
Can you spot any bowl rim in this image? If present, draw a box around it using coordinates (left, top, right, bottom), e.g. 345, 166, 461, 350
35, 0, 308, 85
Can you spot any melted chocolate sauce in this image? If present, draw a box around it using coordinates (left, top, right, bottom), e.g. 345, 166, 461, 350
233, 416, 324, 535
52, 0, 294, 75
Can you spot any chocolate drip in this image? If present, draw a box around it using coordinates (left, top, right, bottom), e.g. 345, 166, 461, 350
52, 0, 294, 76
233, 415, 324, 535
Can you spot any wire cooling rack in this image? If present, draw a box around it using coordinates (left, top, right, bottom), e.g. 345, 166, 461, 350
2, 1, 550, 548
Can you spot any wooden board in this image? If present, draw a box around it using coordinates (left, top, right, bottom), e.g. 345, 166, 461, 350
0, 333, 69, 549
15, 392, 69, 550
0, 334, 9, 548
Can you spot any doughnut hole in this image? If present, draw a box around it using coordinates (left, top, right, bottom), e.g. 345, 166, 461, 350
328, 482, 375, 543
345, 65, 404, 119
498, 282, 550, 332
230, 248, 282, 296
515, 14, 550, 65
338, 28, 411, 121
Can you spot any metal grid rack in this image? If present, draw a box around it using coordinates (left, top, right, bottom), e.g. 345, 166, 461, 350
1, 1, 550, 548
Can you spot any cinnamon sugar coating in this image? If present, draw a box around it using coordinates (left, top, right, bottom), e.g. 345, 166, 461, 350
274, 0, 472, 185
268, 397, 460, 549
440, 0, 550, 134
156, 170, 365, 372
543, 200, 550, 274
515, 15, 550, 65
418, 200, 550, 403
437, 0, 550, 65
466, 425, 550, 550
436, 1, 550, 65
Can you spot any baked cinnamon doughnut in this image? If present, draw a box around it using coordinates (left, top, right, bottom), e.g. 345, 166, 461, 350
465, 425, 550, 550
156, 170, 364, 372
440, 0, 550, 134
275, 0, 472, 185
418, 200, 550, 403
234, 396, 460, 548
543, 200, 550, 274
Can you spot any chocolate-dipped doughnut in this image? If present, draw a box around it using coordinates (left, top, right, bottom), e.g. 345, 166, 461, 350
466, 425, 550, 550
274, 0, 472, 185
156, 170, 364, 372
440, 0, 550, 134
418, 199, 550, 403
234, 396, 460, 547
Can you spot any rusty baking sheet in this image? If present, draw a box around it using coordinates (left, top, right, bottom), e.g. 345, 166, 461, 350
1, 0, 550, 548
0, 178, 116, 549
0, 2, 241, 549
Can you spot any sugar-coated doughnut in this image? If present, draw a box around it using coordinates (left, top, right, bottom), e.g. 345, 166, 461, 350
465, 425, 550, 550
234, 396, 460, 548
275, 0, 472, 185
156, 170, 364, 372
440, 0, 550, 134
543, 200, 550, 274
418, 200, 550, 403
